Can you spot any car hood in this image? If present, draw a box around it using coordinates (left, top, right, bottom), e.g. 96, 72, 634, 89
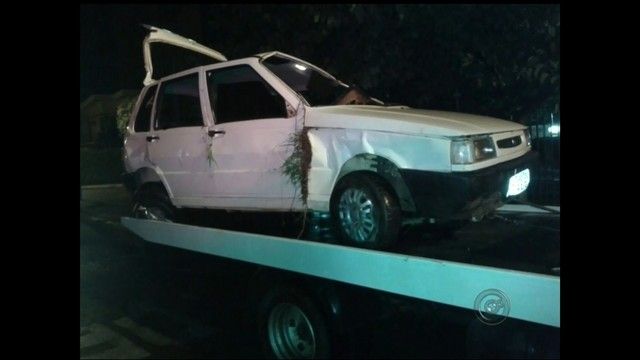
304, 105, 526, 137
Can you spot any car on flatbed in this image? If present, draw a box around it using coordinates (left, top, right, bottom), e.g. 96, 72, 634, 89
123, 25, 535, 249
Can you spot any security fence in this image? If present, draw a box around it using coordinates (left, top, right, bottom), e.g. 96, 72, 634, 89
527, 114, 560, 206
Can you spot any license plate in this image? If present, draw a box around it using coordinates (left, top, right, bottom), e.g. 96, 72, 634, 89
506, 168, 530, 197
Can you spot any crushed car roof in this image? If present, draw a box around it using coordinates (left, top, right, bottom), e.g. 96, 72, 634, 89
142, 24, 227, 85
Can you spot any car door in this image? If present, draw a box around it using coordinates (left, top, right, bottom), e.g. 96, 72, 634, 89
201, 64, 301, 211
124, 84, 157, 173
147, 70, 211, 199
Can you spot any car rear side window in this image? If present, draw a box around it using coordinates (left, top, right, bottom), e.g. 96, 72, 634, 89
155, 73, 203, 130
134, 85, 157, 132
206, 65, 286, 124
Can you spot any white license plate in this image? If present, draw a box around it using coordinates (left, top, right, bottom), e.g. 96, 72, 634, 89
506, 168, 530, 197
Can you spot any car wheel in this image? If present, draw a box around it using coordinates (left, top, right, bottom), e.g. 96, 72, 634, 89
131, 183, 176, 222
331, 174, 401, 249
130, 184, 181, 261
258, 286, 331, 359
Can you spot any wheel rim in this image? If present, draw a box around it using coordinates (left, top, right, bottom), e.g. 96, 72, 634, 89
267, 303, 316, 359
132, 204, 172, 222
337, 188, 377, 243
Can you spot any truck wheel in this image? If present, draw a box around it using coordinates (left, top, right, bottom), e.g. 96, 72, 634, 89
131, 184, 176, 222
331, 174, 401, 249
258, 286, 330, 359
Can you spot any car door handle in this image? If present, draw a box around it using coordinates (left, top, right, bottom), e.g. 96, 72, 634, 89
146, 135, 159, 142
208, 130, 226, 137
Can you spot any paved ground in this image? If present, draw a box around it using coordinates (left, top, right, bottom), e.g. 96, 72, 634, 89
81, 187, 259, 358
80, 185, 560, 358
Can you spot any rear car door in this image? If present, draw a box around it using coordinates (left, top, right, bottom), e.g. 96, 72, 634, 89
147, 70, 210, 199
124, 85, 157, 174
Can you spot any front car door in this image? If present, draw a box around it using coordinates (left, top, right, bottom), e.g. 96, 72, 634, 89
199, 63, 303, 211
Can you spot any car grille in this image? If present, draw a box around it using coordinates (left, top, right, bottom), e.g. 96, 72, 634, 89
497, 135, 522, 149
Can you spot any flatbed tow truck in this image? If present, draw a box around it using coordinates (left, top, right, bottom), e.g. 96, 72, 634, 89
121, 203, 560, 358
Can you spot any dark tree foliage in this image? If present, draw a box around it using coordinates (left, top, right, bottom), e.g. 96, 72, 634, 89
199, 4, 559, 124
80, 4, 559, 125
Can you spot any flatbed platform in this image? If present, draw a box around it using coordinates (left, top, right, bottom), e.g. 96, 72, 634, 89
122, 206, 560, 328
178, 205, 560, 276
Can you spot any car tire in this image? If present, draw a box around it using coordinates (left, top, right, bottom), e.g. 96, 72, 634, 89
331, 174, 401, 249
131, 183, 182, 262
131, 183, 177, 222
258, 285, 331, 359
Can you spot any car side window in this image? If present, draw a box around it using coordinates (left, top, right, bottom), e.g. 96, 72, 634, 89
206, 65, 286, 124
155, 73, 203, 130
134, 85, 157, 133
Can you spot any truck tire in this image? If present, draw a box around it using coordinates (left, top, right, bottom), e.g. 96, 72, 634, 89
331, 174, 401, 249
258, 285, 331, 359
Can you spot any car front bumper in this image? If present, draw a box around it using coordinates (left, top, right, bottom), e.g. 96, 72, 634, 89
399, 151, 538, 221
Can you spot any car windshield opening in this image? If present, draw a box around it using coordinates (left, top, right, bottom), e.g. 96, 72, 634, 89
261, 55, 382, 107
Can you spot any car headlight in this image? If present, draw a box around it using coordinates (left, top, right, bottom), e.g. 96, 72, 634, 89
451, 135, 497, 164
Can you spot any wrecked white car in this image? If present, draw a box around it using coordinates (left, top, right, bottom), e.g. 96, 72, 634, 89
123, 26, 535, 249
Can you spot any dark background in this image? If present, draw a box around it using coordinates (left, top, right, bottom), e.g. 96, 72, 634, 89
80, 4, 559, 124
